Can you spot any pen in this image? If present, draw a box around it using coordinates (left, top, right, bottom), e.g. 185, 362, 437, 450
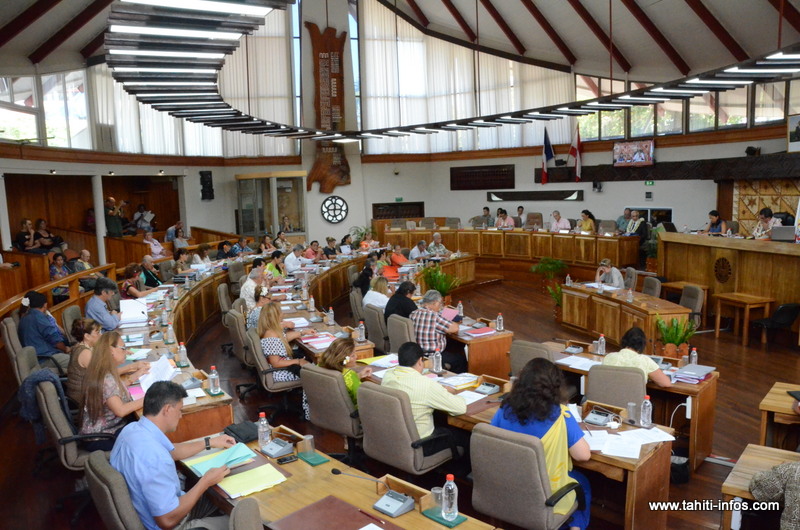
358, 508, 385, 525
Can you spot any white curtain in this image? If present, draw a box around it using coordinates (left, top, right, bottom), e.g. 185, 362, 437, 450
360, 0, 574, 154
87, 64, 142, 153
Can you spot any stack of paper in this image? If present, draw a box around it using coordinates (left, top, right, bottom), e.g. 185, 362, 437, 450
185, 443, 258, 476
367, 354, 398, 368
284, 317, 310, 328
120, 299, 149, 326
457, 390, 487, 406
465, 327, 496, 338
555, 356, 602, 371
440, 374, 478, 390
271, 285, 292, 292
300, 332, 336, 350
673, 364, 715, 384
125, 348, 150, 361
584, 427, 675, 459
138, 356, 179, 392
122, 334, 145, 347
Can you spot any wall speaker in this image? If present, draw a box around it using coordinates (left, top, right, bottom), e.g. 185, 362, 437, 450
592, 181, 603, 193
200, 171, 214, 201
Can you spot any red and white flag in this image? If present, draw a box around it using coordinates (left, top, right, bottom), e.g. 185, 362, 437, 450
567, 126, 582, 182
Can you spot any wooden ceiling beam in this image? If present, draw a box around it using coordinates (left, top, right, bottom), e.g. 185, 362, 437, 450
565, 0, 631, 72
29, 0, 113, 64
0, 0, 64, 49
440, 0, 476, 42
684, 0, 748, 61
80, 29, 106, 59
620, 0, 690, 75
405, 0, 429, 27
764, 0, 800, 34
520, 0, 576, 64
479, 0, 525, 55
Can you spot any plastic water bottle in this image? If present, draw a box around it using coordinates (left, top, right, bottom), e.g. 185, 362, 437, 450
257, 412, 272, 451
432, 349, 443, 374
327, 307, 335, 325
689, 347, 698, 365
172, 285, 179, 300
565, 274, 572, 287
726, 229, 732, 237
164, 296, 171, 312
177, 342, 189, 368
597, 334, 606, 355
496, 313, 504, 332
160, 309, 168, 327
640, 395, 653, 428
165, 322, 176, 345
442, 474, 458, 521
357, 320, 366, 342
208, 365, 221, 395
308, 295, 316, 314
598, 282, 605, 294
626, 288, 634, 303
457, 301, 464, 317
185, 276, 192, 291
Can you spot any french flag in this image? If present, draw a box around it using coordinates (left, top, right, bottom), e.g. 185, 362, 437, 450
541, 128, 554, 184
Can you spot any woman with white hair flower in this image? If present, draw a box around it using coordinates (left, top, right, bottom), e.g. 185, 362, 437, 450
317, 337, 372, 407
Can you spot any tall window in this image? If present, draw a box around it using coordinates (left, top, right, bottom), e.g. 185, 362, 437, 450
0, 76, 41, 144
757, 81, 786, 124
42, 71, 90, 149
349, 1, 361, 131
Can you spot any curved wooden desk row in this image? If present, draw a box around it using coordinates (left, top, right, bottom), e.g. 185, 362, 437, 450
382, 229, 640, 266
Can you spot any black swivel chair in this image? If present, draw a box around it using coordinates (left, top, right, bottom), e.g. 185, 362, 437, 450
750, 303, 800, 349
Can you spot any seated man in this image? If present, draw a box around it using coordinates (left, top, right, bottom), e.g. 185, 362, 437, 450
550, 210, 571, 232
752, 207, 782, 240
381, 342, 467, 455
616, 208, 632, 233
112, 381, 234, 530
384, 281, 418, 323
427, 233, 451, 258
471, 206, 494, 228
17, 290, 70, 372
85, 277, 121, 332
216, 241, 236, 260
230, 237, 252, 256
409, 240, 429, 261
16, 218, 49, 254
284, 244, 315, 274
165, 220, 184, 243
240, 258, 266, 311
410, 290, 467, 373
304, 240, 323, 261
74, 249, 99, 275
140, 255, 162, 288
623, 209, 648, 239
602, 326, 672, 388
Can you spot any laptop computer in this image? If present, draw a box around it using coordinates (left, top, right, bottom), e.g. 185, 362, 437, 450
770, 225, 796, 242
659, 222, 678, 233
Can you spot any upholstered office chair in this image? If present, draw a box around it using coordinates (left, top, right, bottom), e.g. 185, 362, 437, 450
301, 363, 363, 466
568, 218, 577, 230
624, 267, 638, 290
598, 220, 617, 234
225, 310, 258, 399
678, 285, 703, 327
524, 213, 544, 230
727, 220, 739, 235
227, 261, 245, 296
405, 221, 417, 230
246, 328, 303, 421
2, 316, 65, 377
471, 423, 582, 530
349, 288, 365, 323
401, 248, 411, 259
85, 451, 145, 530
159, 260, 176, 283
347, 264, 359, 286
420, 217, 436, 229
513, 216, 522, 228
217, 283, 234, 357
390, 218, 407, 229
10, 307, 21, 325
357, 382, 457, 475
586, 365, 646, 409
509, 340, 553, 377
230, 497, 263, 529
750, 303, 800, 347
363, 304, 389, 354
445, 217, 460, 229
61, 305, 82, 346
774, 212, 795, 227
15, 346, 41, 386
387, 314, 414, 353
642, 277, 661, 298
232, 297, 248, 316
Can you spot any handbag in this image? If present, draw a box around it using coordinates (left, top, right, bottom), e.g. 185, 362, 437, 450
223, 420, 258, 443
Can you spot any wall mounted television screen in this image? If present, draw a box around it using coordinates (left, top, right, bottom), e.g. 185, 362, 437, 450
613, 139, 654, 167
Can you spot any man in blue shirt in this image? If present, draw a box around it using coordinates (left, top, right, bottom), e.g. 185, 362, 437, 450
230, 237, 252, 257
111, 381, 235, 530
85, 277, 120, 332
17, 290, 70, 372
165, 221, 183, 243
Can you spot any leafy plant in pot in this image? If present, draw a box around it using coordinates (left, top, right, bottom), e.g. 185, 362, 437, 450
655, 315, 697, 359
348, 225, 371, 247
420, 264, 461, 305
530, 257, 568, 294
546, 283, 563, 322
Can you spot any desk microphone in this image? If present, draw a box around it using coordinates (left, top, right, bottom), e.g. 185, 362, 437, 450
331, 468, 388, 487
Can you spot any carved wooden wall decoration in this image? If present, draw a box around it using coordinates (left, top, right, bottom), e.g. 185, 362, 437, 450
305, 22, 351, 193
734, 178, 800, 235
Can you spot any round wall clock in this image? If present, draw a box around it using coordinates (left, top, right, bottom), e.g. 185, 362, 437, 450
321, 195, 348, 224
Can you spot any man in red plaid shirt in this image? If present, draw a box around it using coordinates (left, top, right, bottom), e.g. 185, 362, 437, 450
410, 290, 468, 373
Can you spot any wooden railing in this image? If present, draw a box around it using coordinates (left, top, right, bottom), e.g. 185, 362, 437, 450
50, 226, 99, 258
0, 250, 50, 290
191, 226, 242, 244
105, 237, 151, 270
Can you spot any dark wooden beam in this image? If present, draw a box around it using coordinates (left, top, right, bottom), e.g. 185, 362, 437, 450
520, 0, 576, 64
683, 0, 748, 61
578, 74, 600, 98
620, 0, 690, 75
764, 0, 800, 34
80, 29, 106, 59
0, 0, 64, 49
29, 0, 113, 64
405, 0, 429, 27
479, 0, 525, 55
565, 0, 632, 72
441, 0, 477, 42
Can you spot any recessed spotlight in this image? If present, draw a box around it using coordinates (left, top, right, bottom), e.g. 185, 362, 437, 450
108, 171, 115, 176
49, 169, 56, 174
158, 170, 165, 175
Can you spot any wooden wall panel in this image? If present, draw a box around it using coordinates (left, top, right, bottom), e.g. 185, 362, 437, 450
102, 175, 180, 232
436, 229, 459, 252
591, 297, 621, 342
574, 236, 596, 264
5, 174, 93, 231
383, 231, 409, 249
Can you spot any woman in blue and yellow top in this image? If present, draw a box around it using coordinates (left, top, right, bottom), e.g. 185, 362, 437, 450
318, 338, 373, 407
491, 358, 592, 530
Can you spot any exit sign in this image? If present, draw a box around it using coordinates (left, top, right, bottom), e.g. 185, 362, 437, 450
645, 180, 655, 186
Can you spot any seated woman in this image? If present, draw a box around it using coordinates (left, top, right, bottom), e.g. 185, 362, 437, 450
280, 215, 294, 232
273, 231, 291, 254
304, 240, 323, 261
491, 358, 591, 530
322, 236, 339, 258
352, 262, 375, 297
172, 248, 191, 276
143, 231, 166, 259
266, 250, 286, 280
120, 263, 159, 299
360, 232, 379, 250
363, 276, 392, 310
18, 291, 70, 372
80, 331, 148, 450
172, 228, 189, 249
603, 327, 672, 387
259, 234, 277, 255
338, 234, 354, 255
34, 218, 63, 251
192, 243, 212, 265
49, 253, 70, 298
577, 210, 596, 235
247, 287, 294, 330
699, 210, 728, 235
318, 338, 372, 407
16, 218, 47, 254
140, 255, 162, 287
594, 258, 624, 289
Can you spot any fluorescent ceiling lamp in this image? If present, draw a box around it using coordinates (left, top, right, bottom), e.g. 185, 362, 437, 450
767, 52, 800, 60
525, 112, 564, 118
686, 77, 752, 85
121, 0, 272, 17
108, 49, 225, 59
652, 87, 708, 94
113, 67, 218, 74
122, 81, 217, 86
587, 102, 632, 107
618, 95, 668, 102
725, 66, 800, 74
142, 92, 220, 97
556, 107, 590, 112
110, 25, 242, 40
332, 138, 360, 143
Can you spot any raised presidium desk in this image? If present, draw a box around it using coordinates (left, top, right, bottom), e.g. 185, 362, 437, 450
560, 283, 690, 355
759, 382, 800, 448
378, 228, 639, 266
720, 444, 800, 529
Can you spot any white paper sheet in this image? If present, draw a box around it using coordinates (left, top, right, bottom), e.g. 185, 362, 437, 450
138, 356, 179, 393
601, 437, 643, 459
284, 317, 310, 328
583, 430, 612, 451
555, 356, 601, 371
457, 390, 486, 406
186, 388, 207, 398
568, 403, 583, 422
368, 354, 398, 368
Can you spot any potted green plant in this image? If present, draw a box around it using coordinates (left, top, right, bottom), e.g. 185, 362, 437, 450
530, 257, 568, 293
655, 315, 697, 358
546, 283, 563, 322
349, 225, 371, 246
419, 264, 461, 305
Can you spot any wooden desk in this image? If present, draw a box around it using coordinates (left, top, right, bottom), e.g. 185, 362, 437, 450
713, 292, 774, 346
561, 284, 690, 353
759, 382, 800, 448
448, 394, 671, 530
720, 444, 799, 529
661, 281, 709, 329
450, 328, 514, 379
